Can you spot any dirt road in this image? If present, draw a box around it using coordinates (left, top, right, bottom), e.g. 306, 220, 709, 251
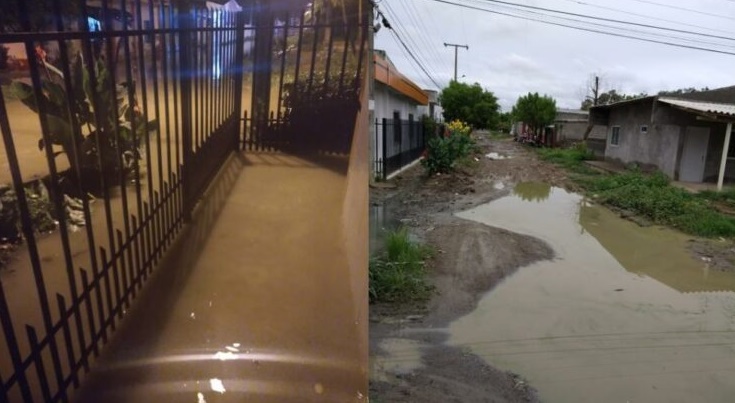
369, 134, 569, 402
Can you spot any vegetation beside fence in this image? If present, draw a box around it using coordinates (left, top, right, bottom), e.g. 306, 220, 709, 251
422, 119, 479, 175
369, 227, 433, 304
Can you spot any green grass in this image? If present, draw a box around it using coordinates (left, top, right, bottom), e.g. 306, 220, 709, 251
536, 144, 598, 174
369, 227, 434, 304
536, 144, 735, 238
578, 171, 735, 238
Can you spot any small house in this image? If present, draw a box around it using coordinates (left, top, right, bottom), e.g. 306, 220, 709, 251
590, 86, 735, 189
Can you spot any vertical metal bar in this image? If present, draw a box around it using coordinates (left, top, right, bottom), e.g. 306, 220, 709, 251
147, 0, 164, 204
130, 216, 141, 297
100, 1, 132, 320
192, 7, 200, 151
179, 2, 195, 221
78, 0, 119, 308
56, 295, 79, 389
27, 326, 51, 402
15, 0, 71, 394
135, 0, 156, 220
275, 11, 289, 117
307, 2, 319, 94
234, 11, 246, 149
353, 8, 368, 91
51, 0, 96, 373
382, 118, 387, 180
293, 9, 305, 86
143, 202, 153, 275
99, 247, 115, 332
205, 8, 212, 141
114, 231, 125, 316
323, 16, 335, 91
79, 269, 99, 358
338, 21, 351, 92
0, 280, 33, 401
158, 2, 173, 191
168, 3, 182, 172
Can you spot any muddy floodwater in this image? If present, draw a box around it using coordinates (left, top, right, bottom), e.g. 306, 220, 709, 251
449, 183, 735, 403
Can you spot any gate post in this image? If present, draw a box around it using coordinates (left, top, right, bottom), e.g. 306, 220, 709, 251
233, 10, 246, 150
178, 2, 195, 221
382, 118, 388, 180
250, 0, 274, 150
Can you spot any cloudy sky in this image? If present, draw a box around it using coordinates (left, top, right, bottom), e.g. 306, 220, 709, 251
373, 0, 735, 111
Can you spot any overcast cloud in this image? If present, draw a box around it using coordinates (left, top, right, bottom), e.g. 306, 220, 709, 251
373, 0, 735, 111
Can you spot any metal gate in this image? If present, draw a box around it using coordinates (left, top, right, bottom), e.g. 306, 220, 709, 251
0, 1, 246, 401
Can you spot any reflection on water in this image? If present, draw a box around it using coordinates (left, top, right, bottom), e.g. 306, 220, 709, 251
449, 184, 735, 403
369, 203, 401, 255
580, 202, 735, 293
512, 182, 551, 202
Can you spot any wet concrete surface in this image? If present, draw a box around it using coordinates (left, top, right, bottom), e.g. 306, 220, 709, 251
72, 152, 365, 402
450, 185, 735, 403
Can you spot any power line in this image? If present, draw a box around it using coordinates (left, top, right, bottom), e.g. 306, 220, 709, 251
421, 0, 735, 56
471, 0, 735, 41
554, 0, 735, 35
398, 0, 454, 79
619, 0, 735, 21
380, 3, 444, 88
383, 1, 445, 81
463, 0, 735, 50
375, 6, 443, 88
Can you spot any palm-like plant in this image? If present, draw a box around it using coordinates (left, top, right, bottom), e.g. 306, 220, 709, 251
10, 51, 156, 194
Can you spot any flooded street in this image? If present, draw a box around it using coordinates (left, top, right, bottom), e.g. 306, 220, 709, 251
449, 184, 735, 403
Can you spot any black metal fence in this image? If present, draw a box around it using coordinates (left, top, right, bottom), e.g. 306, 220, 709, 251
242, 1, 368, 156
0, 0, 247, 401
374, 118, 439, 180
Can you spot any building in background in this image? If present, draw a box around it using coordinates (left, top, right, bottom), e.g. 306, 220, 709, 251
371, 49, 429, 180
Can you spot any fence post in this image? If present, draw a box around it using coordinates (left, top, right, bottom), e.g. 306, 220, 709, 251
382, 118, 388, 180
179, 2, 194, 221
233, 10, 246, 151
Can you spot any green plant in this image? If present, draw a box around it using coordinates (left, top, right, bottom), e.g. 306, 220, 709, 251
10, 52, 156, 193
536, 144, 596, 174
422, 130, 477, 175
369, 227, 433, 304
578, 171, 735, 238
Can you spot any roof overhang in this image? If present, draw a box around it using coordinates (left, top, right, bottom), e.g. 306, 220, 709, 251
374, 54, 429, 105
657, 97, 735, 122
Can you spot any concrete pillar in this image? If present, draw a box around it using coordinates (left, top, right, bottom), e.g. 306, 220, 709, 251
717, 122, 733, 191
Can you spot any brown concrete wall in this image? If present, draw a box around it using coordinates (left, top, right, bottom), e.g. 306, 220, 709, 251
341, 59, 370, 395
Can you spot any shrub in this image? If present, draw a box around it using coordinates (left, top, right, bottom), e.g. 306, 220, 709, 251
369, 227, 433, 304
422, 120, 477, 175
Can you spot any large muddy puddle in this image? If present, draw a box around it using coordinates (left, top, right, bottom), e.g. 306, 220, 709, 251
449, 183, 735, 403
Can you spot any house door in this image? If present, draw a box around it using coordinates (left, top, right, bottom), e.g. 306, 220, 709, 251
679, 127, 710, 182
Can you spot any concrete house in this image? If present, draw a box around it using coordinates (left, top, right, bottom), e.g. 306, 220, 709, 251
589, 86, 735, 189
371, 49, 429, 179
418, 89, 444, 123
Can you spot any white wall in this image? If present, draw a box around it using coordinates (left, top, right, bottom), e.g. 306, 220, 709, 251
372, 83, 423, 177
374, 83, 421, 123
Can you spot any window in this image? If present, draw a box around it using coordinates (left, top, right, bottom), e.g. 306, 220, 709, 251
610, 126, 621, 146
728, 129, 735, 158
640, 125, 648, 134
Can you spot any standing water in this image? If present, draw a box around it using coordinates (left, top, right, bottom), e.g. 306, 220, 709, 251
449, 184, 735, 403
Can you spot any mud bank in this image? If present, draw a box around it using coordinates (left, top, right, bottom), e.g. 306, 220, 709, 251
369, 137, 564, 402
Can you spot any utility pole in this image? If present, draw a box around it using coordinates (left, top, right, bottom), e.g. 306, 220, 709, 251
444, 42, 468, 82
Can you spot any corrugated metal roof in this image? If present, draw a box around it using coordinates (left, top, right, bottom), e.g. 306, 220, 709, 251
658, 97, 735, 117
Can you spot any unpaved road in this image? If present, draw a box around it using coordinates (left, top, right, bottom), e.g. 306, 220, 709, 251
369, 133, 735, 402
369, 134, 568, 402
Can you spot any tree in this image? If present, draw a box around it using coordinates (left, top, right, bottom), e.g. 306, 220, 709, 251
580, 89, 647, 110
439, 81, 500, 129
512, 93, 556, 136
658, 87, 709, 96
